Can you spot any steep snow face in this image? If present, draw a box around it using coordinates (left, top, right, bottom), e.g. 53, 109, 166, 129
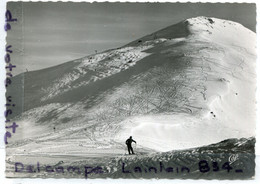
7, 17, 256, 154
40, 38, 168, 101
115, 17, 256, 151
41, 45, 154, 101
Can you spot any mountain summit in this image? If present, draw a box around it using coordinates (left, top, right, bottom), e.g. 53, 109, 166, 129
7, 17, 256, 153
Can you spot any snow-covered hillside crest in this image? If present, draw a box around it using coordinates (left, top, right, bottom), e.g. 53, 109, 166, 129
42, 16, 256, 101
7, 17, 256, 155
186, 16, 256, 49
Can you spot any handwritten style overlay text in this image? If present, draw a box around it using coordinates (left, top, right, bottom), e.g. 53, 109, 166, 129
4, 10, 18, 144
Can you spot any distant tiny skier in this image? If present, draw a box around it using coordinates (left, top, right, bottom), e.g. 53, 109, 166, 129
125, 136, 136, 155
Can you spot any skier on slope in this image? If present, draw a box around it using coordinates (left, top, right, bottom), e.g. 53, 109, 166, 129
125, 136, 136, 155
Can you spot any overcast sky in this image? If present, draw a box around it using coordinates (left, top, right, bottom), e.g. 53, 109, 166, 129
7, 2, 256, 75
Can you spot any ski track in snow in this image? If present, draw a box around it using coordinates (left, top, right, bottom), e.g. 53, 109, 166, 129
40, 41, 166, 101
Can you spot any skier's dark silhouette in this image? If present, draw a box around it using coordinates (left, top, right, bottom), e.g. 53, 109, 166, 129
125, 136, 136, 155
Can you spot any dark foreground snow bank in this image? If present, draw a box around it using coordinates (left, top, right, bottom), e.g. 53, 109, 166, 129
106, 137, 255, 179
6, 137, 255, 179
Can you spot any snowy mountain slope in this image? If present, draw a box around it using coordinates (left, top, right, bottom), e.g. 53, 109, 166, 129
125, 20, 190, 47
6, 17, 256, 156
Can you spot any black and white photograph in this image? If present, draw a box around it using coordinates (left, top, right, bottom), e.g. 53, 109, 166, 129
3, 1, 257, 180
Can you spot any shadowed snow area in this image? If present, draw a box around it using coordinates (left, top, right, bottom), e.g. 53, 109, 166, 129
7, 17, 256, 158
